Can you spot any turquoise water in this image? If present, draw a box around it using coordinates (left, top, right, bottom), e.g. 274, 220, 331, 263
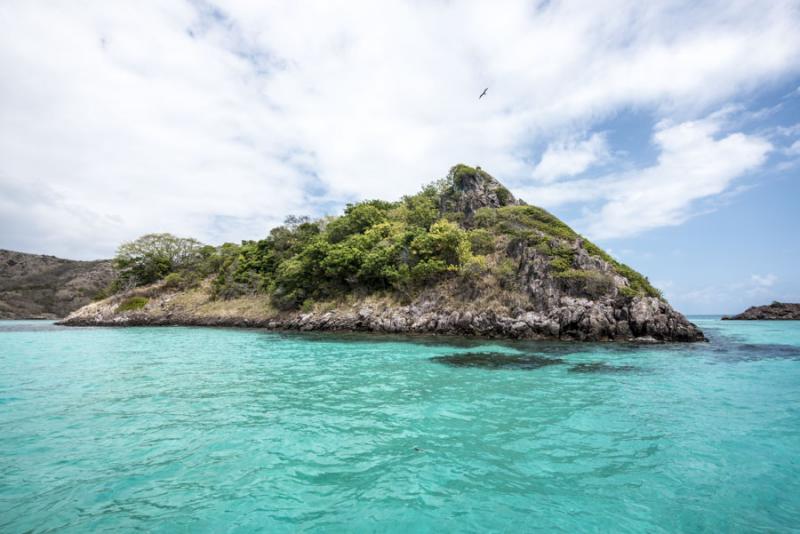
1, 319, 799, 532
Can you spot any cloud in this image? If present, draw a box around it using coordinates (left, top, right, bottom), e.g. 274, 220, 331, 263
531, 133, 609, 183
787, 140, 800, 156
1, 1, 799, 258
668, 273, 784, 314
520, 116, 772, 239
751, 273, 778, 288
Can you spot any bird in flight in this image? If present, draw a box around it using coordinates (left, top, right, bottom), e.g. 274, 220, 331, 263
479, 87, 488, 99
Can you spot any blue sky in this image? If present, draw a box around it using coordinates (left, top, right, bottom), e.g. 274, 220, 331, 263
0, 0, 799, 314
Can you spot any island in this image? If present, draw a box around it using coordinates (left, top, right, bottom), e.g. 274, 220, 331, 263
59, 165, 705, 342
722, 302, 800, 320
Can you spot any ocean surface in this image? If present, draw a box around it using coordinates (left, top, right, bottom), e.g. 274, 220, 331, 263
1, 318, 799, 533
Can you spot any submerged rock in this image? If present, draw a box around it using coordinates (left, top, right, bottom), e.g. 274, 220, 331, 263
430, 352, 564, 370
568, 362, 640, 374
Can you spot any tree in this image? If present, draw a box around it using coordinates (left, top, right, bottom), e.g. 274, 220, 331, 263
114, 233, 204, 287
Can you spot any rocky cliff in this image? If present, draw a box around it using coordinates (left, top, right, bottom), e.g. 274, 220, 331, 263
722, 302, 800, 320
0, 250, 114, 319
60, 165, 704, 342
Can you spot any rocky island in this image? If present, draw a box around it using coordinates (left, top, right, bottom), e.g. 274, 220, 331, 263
60, 165, 704, 342
722, 302, 800, 320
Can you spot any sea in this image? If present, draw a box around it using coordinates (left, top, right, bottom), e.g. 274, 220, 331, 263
1, 317, 798, 532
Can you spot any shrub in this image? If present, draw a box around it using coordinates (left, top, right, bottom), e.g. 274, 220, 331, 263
409, 259, 450, 285
579, 238, 661, 298
326, 201, 393, 243
460, 255, 489, 281
402, 192, 439, 229
163, 272, 184, 289
495, 185, 512, 205
494, 258, 518, 289
468, 229, 495, 255
473, 207, 497, 228
548, 244, 576, 274
613, 262, 661, 298
410, 220, 472, 267
116, 296, 149, 312
450, 164, 478, 188
113, 233, 204, 288
619, 286, 638, 298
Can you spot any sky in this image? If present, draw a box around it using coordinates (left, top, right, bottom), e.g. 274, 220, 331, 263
1, 0, 799, 314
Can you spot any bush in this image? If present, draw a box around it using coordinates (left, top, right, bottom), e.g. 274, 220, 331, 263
326, 201, 393, 243
113, 233, 204, 288
410, 220, 472, 267
460, 255, 488, 281
163, 272, 184, 289
619, 286, 638, 298
468, 229, 495, 255
450, 164, 478, 188
409, 259, 450, 285
402, 191, 439, 230
579, 238, 661, 298
495, 185, 512, 205
494, 258, 518, 289
116, 296, 149, 312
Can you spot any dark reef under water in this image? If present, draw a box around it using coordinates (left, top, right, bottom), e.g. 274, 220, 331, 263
430, 352, 564, 370
568, 362, 642, 374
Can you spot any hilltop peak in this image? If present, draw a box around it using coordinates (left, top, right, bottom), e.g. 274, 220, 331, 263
439, 164, 520, 220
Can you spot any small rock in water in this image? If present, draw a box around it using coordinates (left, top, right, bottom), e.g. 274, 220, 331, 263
568, 362, 640, 374
430, 352, 564, 370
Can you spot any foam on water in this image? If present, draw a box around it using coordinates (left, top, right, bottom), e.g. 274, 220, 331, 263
1, 318, 799, 532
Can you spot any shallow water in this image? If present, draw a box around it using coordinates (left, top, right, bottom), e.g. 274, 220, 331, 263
1, 318, 799, 532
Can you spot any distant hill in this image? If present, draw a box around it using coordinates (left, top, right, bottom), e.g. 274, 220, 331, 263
0, 250, 114, 319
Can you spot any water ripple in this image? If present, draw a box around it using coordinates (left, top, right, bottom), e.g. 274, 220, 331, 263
0, 319, 799, 532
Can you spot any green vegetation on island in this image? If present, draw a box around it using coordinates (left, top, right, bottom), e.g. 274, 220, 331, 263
110, 164, 661, 311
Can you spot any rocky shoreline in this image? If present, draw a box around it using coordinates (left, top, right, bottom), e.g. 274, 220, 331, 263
722, 302, 800, 320
58, 288, 706, 343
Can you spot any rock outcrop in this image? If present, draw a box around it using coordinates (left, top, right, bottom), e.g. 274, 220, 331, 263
0, 250, 114, 319
438, 164, 520, 220
722, 302, 800, 320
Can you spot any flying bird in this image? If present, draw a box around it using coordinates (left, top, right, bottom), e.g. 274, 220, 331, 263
479, 87, 488, 99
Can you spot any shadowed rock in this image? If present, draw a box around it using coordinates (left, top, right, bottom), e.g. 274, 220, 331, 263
568, 362, 640, 374
431, 352, 564, 370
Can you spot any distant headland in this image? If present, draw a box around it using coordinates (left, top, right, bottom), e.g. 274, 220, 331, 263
0, 250, 113, 319
723, 302, 800, 320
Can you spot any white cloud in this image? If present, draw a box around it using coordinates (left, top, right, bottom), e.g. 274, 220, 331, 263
520, 116, 772, 238
751, 273, 778, 288
531, 133, 609, 183
0, 1, 799, 258
669, 274, 784, 314
787, 140, 800, 156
